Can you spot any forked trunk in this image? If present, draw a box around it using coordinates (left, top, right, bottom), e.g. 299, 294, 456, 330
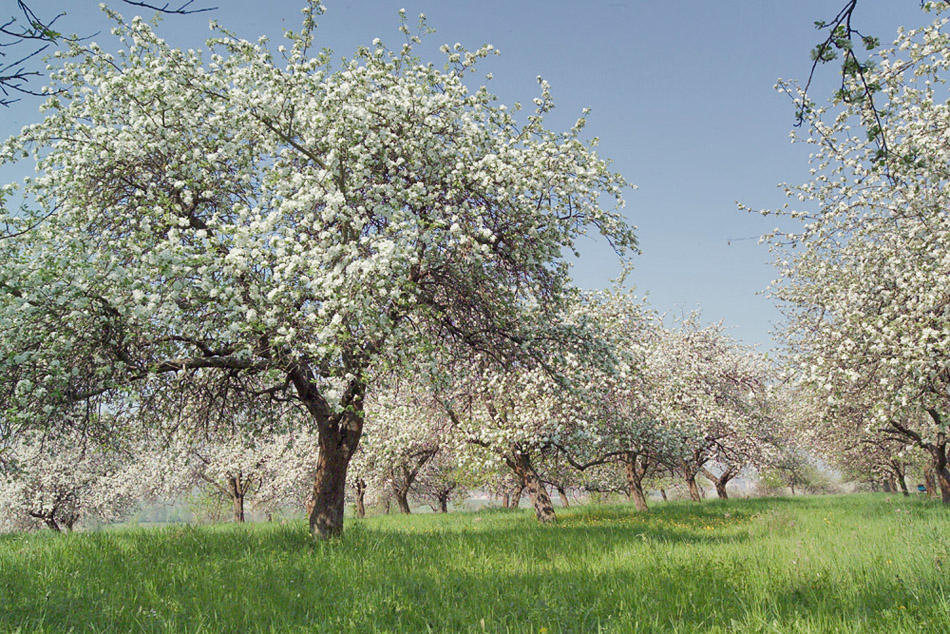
390, 452, 433, 515
394, 488, 411, 514
227, 475, 245, 523
509, 450, 556, 523
292, 366, 365, 538
701, 466, 734, 500
622, 452, 649, 512
308, 412, 363, 539
355, 478, 367, 519
29, 509, 62, 532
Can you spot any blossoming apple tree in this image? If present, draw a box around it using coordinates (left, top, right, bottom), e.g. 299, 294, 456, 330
0, 4, 636, 537
648, 317, 777, 500
0, 424, 141, 532
355, 381, 451, 514
763, 6, 950, 502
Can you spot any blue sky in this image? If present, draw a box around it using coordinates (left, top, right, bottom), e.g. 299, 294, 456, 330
1, 1, 931, 351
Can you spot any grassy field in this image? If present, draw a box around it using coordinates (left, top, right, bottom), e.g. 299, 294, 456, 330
1, 494, 948, 633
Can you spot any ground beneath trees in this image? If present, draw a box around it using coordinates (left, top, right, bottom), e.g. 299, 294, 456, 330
0, 494, 947, 633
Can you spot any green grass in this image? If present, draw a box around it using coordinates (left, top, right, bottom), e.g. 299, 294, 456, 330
1, 494, 949, 633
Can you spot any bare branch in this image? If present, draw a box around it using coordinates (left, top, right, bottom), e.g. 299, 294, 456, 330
121, 1, 216, 15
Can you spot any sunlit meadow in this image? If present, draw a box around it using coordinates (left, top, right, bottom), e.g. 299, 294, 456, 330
1, 494, 948, 633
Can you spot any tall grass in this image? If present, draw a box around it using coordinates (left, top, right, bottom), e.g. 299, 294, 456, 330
1, 494, 948, 633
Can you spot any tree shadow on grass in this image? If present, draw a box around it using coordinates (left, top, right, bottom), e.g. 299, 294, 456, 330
1, 498, 947, 633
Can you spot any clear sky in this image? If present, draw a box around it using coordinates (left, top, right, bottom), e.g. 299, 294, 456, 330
0, 1, 931, 351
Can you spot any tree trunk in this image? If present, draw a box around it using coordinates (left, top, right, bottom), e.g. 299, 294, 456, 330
232, 494, 244, 523
930, 440, 950, 504
882, 479, 893, 493
556, 485, 570, 508
393, 487, 411, 514
897, 475, 910, 497
35, 513, 61, 532
622, 453, 649, 512
508, 484, 525, 508
684, 474, 702, 502
889, 460, 910, 497
509, 450, 556, 523
355, 478, 366, 519
790, 483, 796, 496
701, 466, 734, 500
660, 488, 668, 501
925, 468, 937, 498
438, 492, 448, 513
501, 491, 510, 509
227, 475, 245, 523
308, 411, 363, 539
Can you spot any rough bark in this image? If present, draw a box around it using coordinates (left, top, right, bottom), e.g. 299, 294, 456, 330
354, 478, 366, 519
622, 452, 649, 512
501, 491, 510, 509
508, 450, 556, 523
508, 483, 525, 509
925, 468, 937, 498
291, 364, 365, 538
227, 474, 245, 523
308, 409, 363, 539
